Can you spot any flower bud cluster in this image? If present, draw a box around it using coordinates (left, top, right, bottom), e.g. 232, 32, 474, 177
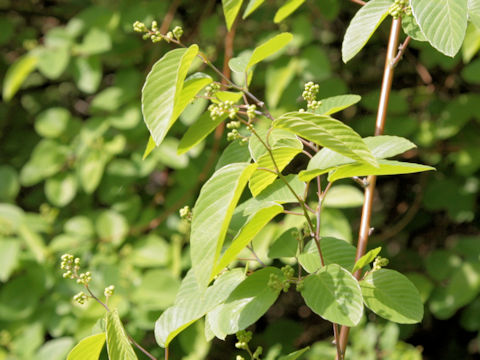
373, 256, 389, 271
281, 265, 295, 279
133, 21, 184, 43
104, 285, 115, 297
208, 100, 238, 120
302, 82, 321, 110
389, 0, 411, 19
61, 254, 80, 279
235, 330, 252, 350
73, 291, 88, 305
179, 205, 192, 221
77, 271, 92, 285
268, 273, 290, 293
205, 83, 221, 97
246, 104, 257, 120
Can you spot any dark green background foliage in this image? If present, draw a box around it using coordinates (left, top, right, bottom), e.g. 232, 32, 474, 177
0, 0, 479, 359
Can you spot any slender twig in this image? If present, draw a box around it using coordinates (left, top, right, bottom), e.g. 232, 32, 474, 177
247, 244, 266, 267
284, 210, 304, 216
392, 35, 411, 66
333, 323, 343, 360
299, 138, 319, 152
336, 17, 402, 359
349, 0, 366, 5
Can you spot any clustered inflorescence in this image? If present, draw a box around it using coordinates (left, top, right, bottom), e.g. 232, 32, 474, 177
133, 20, 183, 43
267, 265, 297, 293
235, 330, 263, 360
301, 81, 321, 111
388, 0, 412, 19
60, 254, 115, 305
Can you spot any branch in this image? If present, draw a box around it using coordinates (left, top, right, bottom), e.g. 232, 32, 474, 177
349, 0, 366, 5
392, 35, 411, 66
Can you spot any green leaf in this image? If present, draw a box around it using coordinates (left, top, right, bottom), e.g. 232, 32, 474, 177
72, 56, 102, 94
323, 185, 364, 208
352, 247, 382, 273
3, 54, 38, 101
266, 58, 300, 108
0, 239, 20, 282
18, 224, 47, 263
301, 264, 363, 326
469, 0, 480, 28
274, 112, 377, 167
274, 0, 306, 23
229, 52, 252, 73
278, 347, 310, 360
215, 140, 252, 171
247, 33, 293, 69
254, 174, 306, 205
37, 45, 70, 80
360, 269, 424, 324
207, 267, 284, 338
243, 0, 266, 18
155, 269, 245, 347
105, 310, 138, 360
213, 203, 283, 275
191, 163, 257, 287
96, 210, 128, 246
402, 14, 427, 42
249, 147, 302, 197
315, 94, 361, 115
35, 107, 71, 138
299, 135, 417, 182
249, 128, 302, 162
268, 227, 299, 258
67, 333, 106, 360
0, 165, 20, 201
411, 0, 468, 57
328, 159, 435, 183
462, 23, 480, 63
142, 136, 156, 160
178, 113, 226, 155
45, 172, 78, 207
35, 338, 74, 360
222, 0, 244, 30
342, 0, 393, 62
298, 238, 356, 273
142, 45, 199, 146
76, 27, 112, 55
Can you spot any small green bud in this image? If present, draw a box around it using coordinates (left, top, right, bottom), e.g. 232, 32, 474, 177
151, 20, 159, 32
373, 256, 389, 271
253, 346, 263, 359
73, 291, 89, 305
172, 26, 183, 40
104, 285, 115, 297
133, 21, 148, 33
296, 280, 304, 292
179, 205, 192, 221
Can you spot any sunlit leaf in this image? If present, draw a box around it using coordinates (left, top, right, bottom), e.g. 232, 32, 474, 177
274, 0, 306, 23
105, 310, 138, 360
315, 94, 361, 115
67, 333, 106, 360
142, 45, 199, 146
342, 0, 393, 62
3, 54, 38, 102
298, 238, 356, 273
243, 0, 266, 18
411, 0, 468, 57
352, 247, 382, 273
222, 0, 244, 31
191, 163, 257, 287
274, 112, 377, 167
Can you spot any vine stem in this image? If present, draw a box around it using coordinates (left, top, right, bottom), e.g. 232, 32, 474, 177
335, 17, 403, 359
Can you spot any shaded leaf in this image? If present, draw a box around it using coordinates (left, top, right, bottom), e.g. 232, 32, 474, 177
178, 113, 226, 155
207, 267, 284, 338
298, 238, 356, 273
301, 264, 363, 326
361, 269, 424, 323
278, 347, 310, 360
323, 185, 364, 208
268, 227, 299, 258
352, 247, 382, 273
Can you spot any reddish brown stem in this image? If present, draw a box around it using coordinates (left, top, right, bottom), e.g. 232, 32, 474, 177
336, 17, 402, 359
350, 0, 366, 5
